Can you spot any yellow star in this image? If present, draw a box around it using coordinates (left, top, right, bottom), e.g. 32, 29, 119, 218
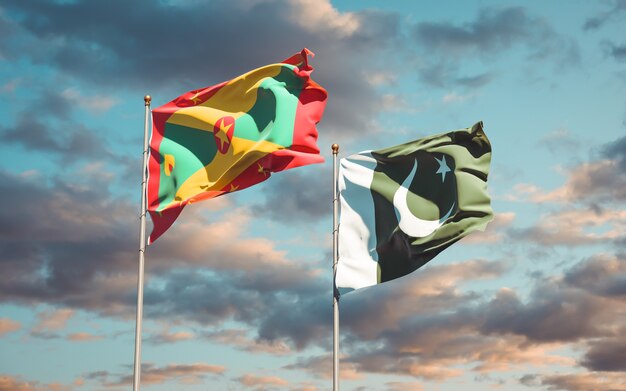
229, 184, 239, 192
190, 92, 202, 104
215, 131, 230, 151
257, 163, 268, 177
215, 121, 233, 151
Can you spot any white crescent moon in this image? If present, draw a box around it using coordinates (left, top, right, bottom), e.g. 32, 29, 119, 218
393, 160, 455, 238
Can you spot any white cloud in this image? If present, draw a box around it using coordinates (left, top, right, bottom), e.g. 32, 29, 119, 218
442, 91, 475, 103
61, 87, 117, 114
288, 0, 359, 37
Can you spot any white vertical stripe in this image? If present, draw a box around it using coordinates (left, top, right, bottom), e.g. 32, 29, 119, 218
336, 152, 379, 291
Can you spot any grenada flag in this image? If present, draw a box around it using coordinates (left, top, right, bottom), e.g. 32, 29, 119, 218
147, 49, 327, 244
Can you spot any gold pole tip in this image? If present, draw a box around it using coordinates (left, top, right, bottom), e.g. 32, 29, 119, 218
331, 144, 339, 154
144, 95, 151, 104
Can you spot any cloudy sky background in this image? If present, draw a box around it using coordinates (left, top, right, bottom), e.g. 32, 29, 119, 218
1, 0, 625, 390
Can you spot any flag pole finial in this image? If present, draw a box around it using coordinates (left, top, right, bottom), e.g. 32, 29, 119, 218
332, 144, 339, 154
144, 95, 151, 105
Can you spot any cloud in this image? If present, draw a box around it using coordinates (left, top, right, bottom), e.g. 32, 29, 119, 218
60, 88, 117, 114
602, 134, 626, 170
513, 207, 626, 246
0, 168, 336, 362
348, 315, 573, 381
455, 72, 494, 88
255, 166, 331, 223
411, 7, 579, 87
309, 255, 626, 382
367, 71, 398, 87
138, 363, 226, 385
512, 162, 626, 204
462, 212, 515, 244
32, 308, 74, 333
66, 332, 103, 342
510, 134, 626, 205
147, 329, 195, 345
0, 318, 21, 336
293, 263, 560, 383
0, 173, 116, 295
3, 0, 383, 86
605, 42, 626, 62
385, 381, 425, 391
537, 129, 582, 155
414, 7, 538, 54
381, 93, 412, 112
0, 170, 141, 311
3, 0, 402, 139
88, 362, 226, 387
0, 168, 330, 348
0, 9, 20, 61
479, 286, 606, 343
284, 354, 363, 380
201, 329, 291, 355
442, 91, 475, 104
581, 337, 626, 372
254, 285, 330, 350
147, 321, 299, 356
0, 375, 71, 391
3, 161, 624, 384
0, 79, 19, 93
289, 384, 320, 391
532, 372, 626, 391
564, 254, 626, 297
0, 113, 114, 164
340, 260, 506, 338
287, 0, 359, 37
583, 0, 626, 30
236, 373, 289, 388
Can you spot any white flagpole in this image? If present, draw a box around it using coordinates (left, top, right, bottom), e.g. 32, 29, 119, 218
133, 95, 151, 391
332, 143, 340, 391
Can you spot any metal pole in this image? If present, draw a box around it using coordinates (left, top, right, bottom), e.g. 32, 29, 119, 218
332, 143, 340, 391
133, 95, 151, 391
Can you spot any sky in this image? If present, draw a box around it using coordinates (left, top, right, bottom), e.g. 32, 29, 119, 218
1, 0, 625, 390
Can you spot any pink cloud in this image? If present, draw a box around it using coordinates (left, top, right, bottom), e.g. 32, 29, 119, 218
0, 375, 71, 391
237, 374, 289, 387
66, 332, 103, 342
204, 329, 291, 355
284, 354, 366, 381
519, 207, 626, 245
109, 363, 226, 386
32, 309, 74, 333
0, 318, 21, 336
510, 159, 626, 204
385, 381, 425, 391
538, 372, 626, 391
150, 330, 194, 344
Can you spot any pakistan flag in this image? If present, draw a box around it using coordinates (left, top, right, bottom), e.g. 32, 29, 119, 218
336, 122, 492, 294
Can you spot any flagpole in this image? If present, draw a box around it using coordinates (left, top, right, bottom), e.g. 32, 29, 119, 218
332, 143, 340, 391
133, 95, 151, 391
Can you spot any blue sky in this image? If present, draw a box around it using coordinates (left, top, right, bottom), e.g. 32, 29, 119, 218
1, 1, 625, 390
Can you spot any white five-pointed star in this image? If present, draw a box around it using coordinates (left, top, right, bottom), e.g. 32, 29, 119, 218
435, 155, 451, 182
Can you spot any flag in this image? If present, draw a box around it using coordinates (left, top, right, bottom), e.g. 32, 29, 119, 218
147, 49, 327, 243
336, 122, 492, 294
